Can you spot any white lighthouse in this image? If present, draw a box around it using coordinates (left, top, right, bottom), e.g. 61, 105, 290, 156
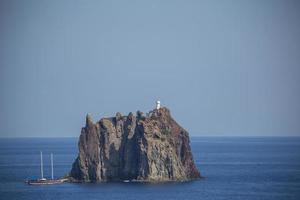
156, 100, 161, 110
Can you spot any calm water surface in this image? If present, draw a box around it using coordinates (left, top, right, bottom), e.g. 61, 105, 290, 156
0, 137, 299, 200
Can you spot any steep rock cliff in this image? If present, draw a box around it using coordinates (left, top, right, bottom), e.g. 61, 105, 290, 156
70, 107, 200, 182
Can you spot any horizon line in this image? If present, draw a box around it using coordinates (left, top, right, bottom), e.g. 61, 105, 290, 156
0, 135, 299, 139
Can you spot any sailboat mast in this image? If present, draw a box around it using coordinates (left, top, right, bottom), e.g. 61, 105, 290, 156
40, 151, 44, 179
51, 153, 54, 180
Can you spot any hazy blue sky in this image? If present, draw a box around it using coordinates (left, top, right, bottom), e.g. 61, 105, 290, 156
0, 0, 300, 137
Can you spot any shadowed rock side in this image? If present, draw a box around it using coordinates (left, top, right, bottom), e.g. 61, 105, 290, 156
70, 107, 200, 182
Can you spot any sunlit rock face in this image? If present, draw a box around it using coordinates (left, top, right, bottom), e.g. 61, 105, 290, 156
70, 107, 200, 182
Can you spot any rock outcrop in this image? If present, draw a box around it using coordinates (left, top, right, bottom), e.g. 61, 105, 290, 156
70, 107, 200, 182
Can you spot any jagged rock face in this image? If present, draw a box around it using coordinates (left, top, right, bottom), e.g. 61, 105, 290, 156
70, 107, 200, 182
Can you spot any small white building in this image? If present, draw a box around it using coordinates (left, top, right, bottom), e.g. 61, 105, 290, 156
156, 100, 161, 110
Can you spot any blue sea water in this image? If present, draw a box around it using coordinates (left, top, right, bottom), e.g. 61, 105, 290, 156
0, 137, 299, 200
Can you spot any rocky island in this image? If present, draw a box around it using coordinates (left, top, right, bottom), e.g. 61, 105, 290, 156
70, 103, 200, 182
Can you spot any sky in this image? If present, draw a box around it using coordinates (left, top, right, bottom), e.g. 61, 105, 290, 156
0, 0, 300, 137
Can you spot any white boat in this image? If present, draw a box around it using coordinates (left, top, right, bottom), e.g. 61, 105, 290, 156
26, 152, 66, 185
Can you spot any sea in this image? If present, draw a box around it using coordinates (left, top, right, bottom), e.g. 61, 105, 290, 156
0, 137, 299, 200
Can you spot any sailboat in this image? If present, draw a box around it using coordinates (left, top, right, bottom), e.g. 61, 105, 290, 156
26, 152, 66, 185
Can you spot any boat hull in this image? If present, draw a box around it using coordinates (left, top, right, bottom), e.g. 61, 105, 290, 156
26, 179, 67, 185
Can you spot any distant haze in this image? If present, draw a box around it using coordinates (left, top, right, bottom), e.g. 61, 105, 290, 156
0, 0, 300, 137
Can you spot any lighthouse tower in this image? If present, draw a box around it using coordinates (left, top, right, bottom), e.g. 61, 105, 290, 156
156, 100, 161, 110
